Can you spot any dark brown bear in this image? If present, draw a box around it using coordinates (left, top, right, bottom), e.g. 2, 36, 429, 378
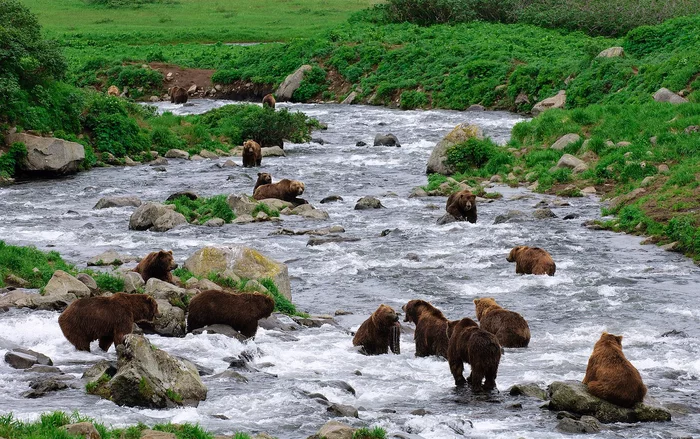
254, 172, 272, 192
58, 293, 159, 352
170, 86, 188, 104
583, 332, 647, 407
262, 93, 276, 109
242, 140, 262, 167
253, 178, 307, 206
187, 290, 275, 339
133, 250, 178, 284
506, 245, 556, 276
352, 304, 401, 355
446, 318, 501, 390
402, 299, 450, 358
473, 297, 530, 348
445, 190, 477, 223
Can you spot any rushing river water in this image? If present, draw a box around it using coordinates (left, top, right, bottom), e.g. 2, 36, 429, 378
0, 101, 699, 438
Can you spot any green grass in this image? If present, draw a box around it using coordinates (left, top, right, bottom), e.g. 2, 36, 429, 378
164, 195, 235, 225
251, 202, 280, 218
91, 272, 126, 292
21, 0, 379, 45
0, 240, 75, 288
353, 426, 387, 439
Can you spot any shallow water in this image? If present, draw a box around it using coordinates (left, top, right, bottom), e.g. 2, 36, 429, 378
0, 101, 698, 438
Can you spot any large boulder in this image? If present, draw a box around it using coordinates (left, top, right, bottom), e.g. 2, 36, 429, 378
183, 246, 291, 300
276, 65, 313, 101
86, 334, 207, 408
43, 270, 91, 299
261, 146, 286, 157
597, 47, 624, 58
151, 210, 188, 232
556, 154, 587, 173
426, 124, 483, 175
129, 202, 184, 232
227, 194, 258, 217
5, 348, 53, 369
532, 90, 566, 116
6, 132, 85, 175
93, 196, 142, 209
653, 88, 688, 104
87, 250, 139, 266
547, 381, 671, 423
139, 299, 186, 337
144, 278, 188, 302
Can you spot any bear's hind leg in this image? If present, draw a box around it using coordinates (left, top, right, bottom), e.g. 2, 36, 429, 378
449, 359, 466, 386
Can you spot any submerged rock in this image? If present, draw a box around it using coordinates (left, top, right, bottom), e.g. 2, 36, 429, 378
354, 196, 384, 210
374, 133, 401, 147
93, 196, 142, 209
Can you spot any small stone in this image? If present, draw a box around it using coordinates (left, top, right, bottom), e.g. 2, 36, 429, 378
327, 403, 359, 418
76, 273, 98, 292
204, 218, 225, 227
551, 133, 581, 151
320, 195, 343, 204
355, 141, 367, 147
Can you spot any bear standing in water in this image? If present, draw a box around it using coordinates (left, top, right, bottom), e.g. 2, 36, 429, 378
445, 190, 477, 223
506, 245, 555, 276
446, 318, 501, 390
352, 304, 401, 355
402, 299, 451, 358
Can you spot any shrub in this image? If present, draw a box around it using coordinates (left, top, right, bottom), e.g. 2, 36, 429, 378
399, 90, 428, 109
259, 278, 306, 317
81, 94, 151, 157
164, 195, 235, 225
92, 272, 125, 292
446, 138, 513, 176
0, 143, 27, 178
292, 66, 328, 102
252, 203, 280, 218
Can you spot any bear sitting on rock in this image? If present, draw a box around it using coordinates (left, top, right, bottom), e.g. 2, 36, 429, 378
583, 332, 647, 407
253, 178, 307, 206
242, 140, 262, 168
187, 290, 275, 339
402, 299, 450, 358
133, 250, 178, 284
58, 293, 159, 352
254, 172, 272, 192
352, 304, 401, 355
473, 297, 530, 348
507, 245, 555, 276
446, 317, 501, 390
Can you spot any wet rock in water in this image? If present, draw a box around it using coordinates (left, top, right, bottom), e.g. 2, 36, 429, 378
327, 403, 359, 418
93, 196, 142, 209
509, 382, 547, 400
494, 210, 526, 224
292, 204, 330, 220
5, 348, 53, 369
151, 209, 188, 232
204, 218, 225, 227
468, 104, 485, 112
355, 141, 367, 147
258, 313, 300, 332
547, 380, 671, 423
320, 195, 343, 204
262, 146, 286, 157
354, 196, 384, 210
82, 360, 118, 381
291, 315, 337, 328
227, 194, 258, 217
311, 138, 325, 145
409, 187, 428, 198
152, 166, 167, 172
23, 377, 70, 398
661, 329, 687, 338
191, 324, 247, 342
87, 334, 207, 408
129, 202, 182, 231
563, 213, 579, 220
334, 309, 352, 316
533, 208, 558, 219
307, 236, 360, 246
315, 420, 356, 439
436, 213, 461, 225
317, 380, 356, 396
138, 299, 185, 337
411, 408, 430, 416
212, 370, 249, 383
61, 422, 101, 439
405, 253, 420, 261
374, 133, 401, 147
24, 364, 62, 374
556, 416, 602, 434
584, 220, 605, 230
166, 190, 199, 201
6, 131, 85, 175
218, 159, 237, 168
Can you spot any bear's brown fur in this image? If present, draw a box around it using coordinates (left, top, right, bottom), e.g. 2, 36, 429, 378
506, 245, 556, 276
352, 304, 401, 355
253, 178, 307, 206
133, 250, 178, 284
402, 299, 450, 358
445, 190, 477, 223
473, 298, 530, 348
187, 290, 275, 339
242, 140, 262, 168
262, 93, 276, 109
58, 293, 159, 352
446, 317, 501, 390
170, 86, 188, 104
107, 85, 120, 96
254, 172, 272, 192
583, 332, 647, 407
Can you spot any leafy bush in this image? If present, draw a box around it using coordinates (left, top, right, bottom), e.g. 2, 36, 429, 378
292, 66, 328, 102
446, 138, 513, 176
0, 143, 27, 178
107, 65, 163, 97
252, 203, 280, 218
92, 272, 125, 292
400, 90, 428, 110
259, 278, 306, 317
81, 94, 151, 157
85, 0, 174, 7
353, 426, 387, 439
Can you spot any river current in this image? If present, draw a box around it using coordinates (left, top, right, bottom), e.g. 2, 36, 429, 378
0, 101, 698, 438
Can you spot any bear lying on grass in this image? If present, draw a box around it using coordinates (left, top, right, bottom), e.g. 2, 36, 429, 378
242, 140, 262, 168
583, 332, 647, 407
253, 178, 307, 206
254, 172, 272, 192
402, 299, 450, 358
352, 304, 401, 355
445, 190, 477, 223
58, 293, 159, 352
446, 317, 501, 390
473, 297, 530, 348
133, 250, 178, 284
506, 245, 555, 276
186, 290, 275, 339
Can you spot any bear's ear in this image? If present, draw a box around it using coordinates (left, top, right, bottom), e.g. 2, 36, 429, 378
615, 335, 623, 343
258, 172, 262, 177
473, 298, 479, 304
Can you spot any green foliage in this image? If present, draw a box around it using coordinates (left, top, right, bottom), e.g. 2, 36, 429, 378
165, 388, 183, 403
292, 66, 328, 102
173, 267, 198, 282
400, 90, 428, 110
86, 0, 174, 8
252, 203, 280, 218
0, 142, 27, 178
259, 277, 305, 316
446, 138, 513, 176
353, 426, 387, 439
666, 215, 700, 257
164, 195, 235, 225
86, 373, 111, 393
81, 93, 151, 157
207, 272, 239, 289
92, 272, 125, 292
0, 241, 74, 288
423, 173, 448, 191
107, 65, 163, 97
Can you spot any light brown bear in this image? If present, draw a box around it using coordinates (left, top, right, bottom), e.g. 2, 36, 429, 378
583, 332, 647, 407
187, 290, 275, 339
242, 140, 262, 168
254, 172, 272, 192
253, 178, 307, 206
262, 93, 276, 109
445, 190, 477, 223
133, 250, 178, 284
107, 85, 120, 96
446, 317, 501, 390
170, 86, 188, 104
506, 245, 555, 276
352, 304, 401, 355
473, 298, 530, 348
402, 299, 450, 358
58, 293, 159, 352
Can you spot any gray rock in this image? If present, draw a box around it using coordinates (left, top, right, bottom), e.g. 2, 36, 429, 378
149, 157, 169, 166
551, 134, 581, 151
219, 159, 237, 168
509, 382, 547, 400
93, 196, 142, 209
319, 380, 356, 396
436, 213, 460, 225
191, 324, 247, 342
5, 132, 84, 175
653, 88, 688, 104
340, 92, 357, 105
151, 209, 188, 232
23, 377, 70, 398
327, 403, 359, 418
556, 416, 602, 433
43, 270, 91, 299
494, 210, 526, 224
139, 299, 185, 337
76, 273, 98, 292
257, 198, 294, 211
61, 422, 100, 439
129, 202, 175, 231
307, 236, 360, 246
515, 92, 530, 105
467, 104, 485, 111
261, 146, 286, 157
204, 218, 225, 227
320, 195, 343, 204
5, 348, 53, 369
533, 208, 557, 219
374, 133, 401, 147
317, 420, 355, 439
355, 141, 367, 147
88, 250, 138, 266
532, 90, 566, 116
227, 194, 258, 217
24, 364, 62, 374
233, 214, 255, 224
145, 278, 187, 302
199, 150, 218, 159
212, 370, 249, 382
258, 313, 300, 332
597, 47, 624, 58
409, 187, 428, 198
426, 123, 483, 175
243, 279, 269, 294
557, 154, 587, 170
124, 272, 145, 293
276, 65, 313, 101
354, 196, 384, 210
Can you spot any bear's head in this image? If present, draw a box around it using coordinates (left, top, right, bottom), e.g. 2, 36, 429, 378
506, 246, 528, 262
458, 191, 477, 211
246, 292, 276, 319
157, 250, 178, 271
256, 172, 272, 186
598, 332, 623, 347
372, 304, 399, 328
290, 180, 305, 196
473, 297, 500, 320
117, 293, 159, 322
402, 299, 424, 323
446, 317, 478, 339
243, 140, 258, 154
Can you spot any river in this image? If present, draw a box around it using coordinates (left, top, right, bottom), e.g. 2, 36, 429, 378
0, 101, 698, 438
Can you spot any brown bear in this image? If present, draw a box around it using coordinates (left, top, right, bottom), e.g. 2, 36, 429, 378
107, 85, 120, 96
352, 304, 401, 355
445, 190, 477, 223
506, 246, 556, 276
254, 172, 272, 192
446, 318, 501, 390
170, 86, 188, 104
242, 140, 262, 168
473, 298, 530, 348
253, 178, 307, 206
402, 299, 450, 358
583, 332, 647, 407
133, 250, 178, 284
262, 93, 276, 109
186, 290, 275, 339
58, 293, 159, 352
